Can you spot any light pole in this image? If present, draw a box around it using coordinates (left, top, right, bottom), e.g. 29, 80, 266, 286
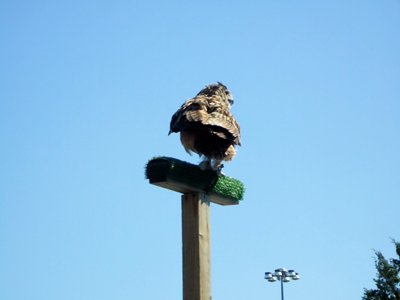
264, 268, 300, 300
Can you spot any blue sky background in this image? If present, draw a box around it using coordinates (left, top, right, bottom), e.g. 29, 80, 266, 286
1, 1, 399, 299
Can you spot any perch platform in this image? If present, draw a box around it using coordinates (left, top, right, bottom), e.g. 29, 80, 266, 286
145, 156, 244, 205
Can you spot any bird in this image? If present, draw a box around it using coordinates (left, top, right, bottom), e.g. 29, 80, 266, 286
168, 82, 241, 172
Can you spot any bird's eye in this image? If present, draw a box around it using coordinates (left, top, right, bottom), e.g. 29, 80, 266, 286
225, 90, 230, 95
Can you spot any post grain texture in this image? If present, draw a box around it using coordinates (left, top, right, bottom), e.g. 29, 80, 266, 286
182, 192, 211, 300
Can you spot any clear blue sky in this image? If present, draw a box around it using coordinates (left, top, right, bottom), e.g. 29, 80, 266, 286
1, 1, 399, 299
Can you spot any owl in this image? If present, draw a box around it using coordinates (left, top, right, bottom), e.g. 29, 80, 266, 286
168, 82, 241, 172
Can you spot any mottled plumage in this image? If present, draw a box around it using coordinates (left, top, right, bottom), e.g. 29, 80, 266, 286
168, 82, 241, 171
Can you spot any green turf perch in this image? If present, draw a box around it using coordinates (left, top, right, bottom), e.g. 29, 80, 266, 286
145, 156, 245, 205
145, 156, 245, 300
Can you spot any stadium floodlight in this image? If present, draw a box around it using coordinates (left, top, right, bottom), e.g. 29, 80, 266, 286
264, 268, 300, 300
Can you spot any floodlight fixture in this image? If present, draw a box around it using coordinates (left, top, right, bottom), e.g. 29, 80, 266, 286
264, 268, 300, 300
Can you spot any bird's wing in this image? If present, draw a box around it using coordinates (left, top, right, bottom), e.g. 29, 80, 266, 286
202, 107, 241, 146
169, 95, 241, 146
169, 97, 210, 133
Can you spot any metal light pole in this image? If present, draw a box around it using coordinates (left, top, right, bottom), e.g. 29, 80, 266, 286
264, 268, 300, 300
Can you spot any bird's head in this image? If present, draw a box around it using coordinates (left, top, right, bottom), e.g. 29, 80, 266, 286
197, 82, 234, 107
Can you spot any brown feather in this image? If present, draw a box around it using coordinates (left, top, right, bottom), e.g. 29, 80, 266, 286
180, 131, 197, 155
169, 82, 241, 171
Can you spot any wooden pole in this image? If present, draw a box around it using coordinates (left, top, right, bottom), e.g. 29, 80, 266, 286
146, 157, 244, 300
181, 192, 211, 300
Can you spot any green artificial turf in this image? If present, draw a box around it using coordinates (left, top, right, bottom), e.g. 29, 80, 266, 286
145, 156, 245, 201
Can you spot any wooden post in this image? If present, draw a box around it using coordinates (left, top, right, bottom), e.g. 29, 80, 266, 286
182, 192, 211, 300
146, 157, 244, 300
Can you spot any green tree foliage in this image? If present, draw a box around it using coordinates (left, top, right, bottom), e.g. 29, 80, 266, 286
363, 239, 400, 300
